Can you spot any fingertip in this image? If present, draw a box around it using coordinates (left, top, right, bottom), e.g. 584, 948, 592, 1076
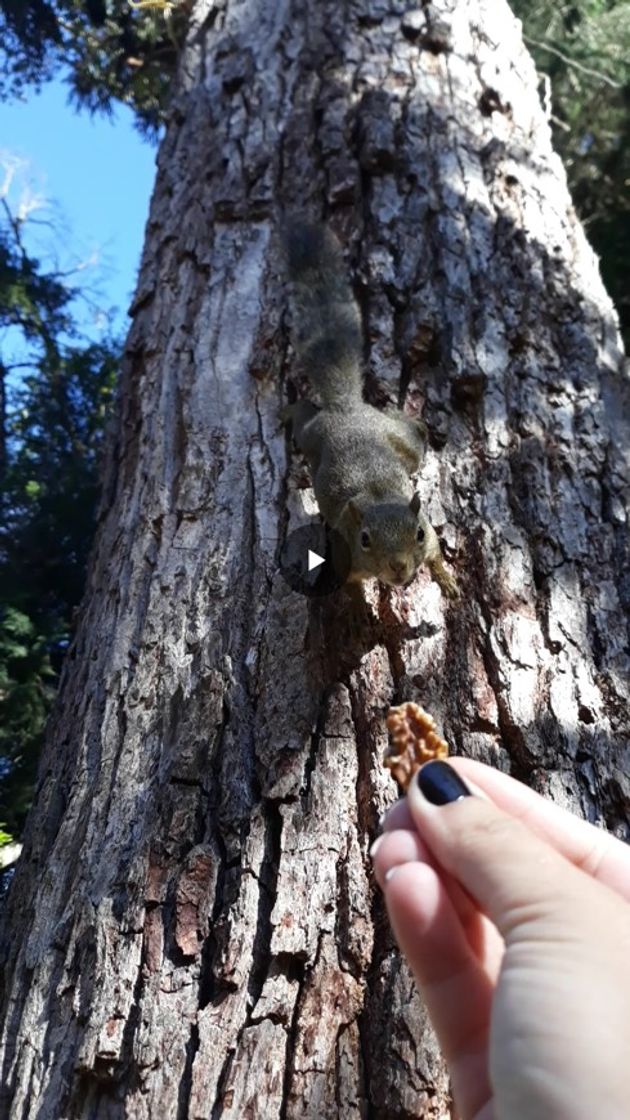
380, 798, 414, 833
381, 763, 488, 837
384, 858, 443, 936
414, 759, 474, 806
370, 828, 432, 891
406, 761, 490, 836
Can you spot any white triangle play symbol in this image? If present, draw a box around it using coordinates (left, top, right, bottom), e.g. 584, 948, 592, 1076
308, 549, 325, 572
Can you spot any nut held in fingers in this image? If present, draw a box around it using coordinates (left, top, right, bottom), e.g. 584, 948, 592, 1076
384, 702, 449, 792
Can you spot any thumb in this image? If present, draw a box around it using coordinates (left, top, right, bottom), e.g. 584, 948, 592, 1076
407, 760, 607, 940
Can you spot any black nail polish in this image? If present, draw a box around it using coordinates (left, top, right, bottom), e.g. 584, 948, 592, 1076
417, 760, 472, 805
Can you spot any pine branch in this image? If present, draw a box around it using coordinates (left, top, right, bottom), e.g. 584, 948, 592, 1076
523, 34, 622, 88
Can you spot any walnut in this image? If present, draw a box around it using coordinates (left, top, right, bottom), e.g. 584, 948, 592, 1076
384, 702, 449, 792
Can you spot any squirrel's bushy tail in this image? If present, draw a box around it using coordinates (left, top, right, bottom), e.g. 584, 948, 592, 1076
285, 222, 363, 408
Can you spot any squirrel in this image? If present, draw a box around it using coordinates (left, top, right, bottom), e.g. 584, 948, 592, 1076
283, 222, 459, 599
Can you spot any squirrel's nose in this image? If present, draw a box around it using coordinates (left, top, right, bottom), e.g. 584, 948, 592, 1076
389, 558, 407, 579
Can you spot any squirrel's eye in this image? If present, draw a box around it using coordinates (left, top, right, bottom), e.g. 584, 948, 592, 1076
416, 526, 425, 543
360, 529, 371, 550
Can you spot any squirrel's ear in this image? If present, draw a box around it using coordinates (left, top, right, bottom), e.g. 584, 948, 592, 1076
409, 492, 421, 516
346, 499, 363, 527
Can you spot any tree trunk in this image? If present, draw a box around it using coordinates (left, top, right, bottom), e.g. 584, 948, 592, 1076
1, 0, 628, 1116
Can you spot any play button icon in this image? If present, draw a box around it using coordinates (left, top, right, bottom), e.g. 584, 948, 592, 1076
279, 522, 351, 597
308, 549, 325, 572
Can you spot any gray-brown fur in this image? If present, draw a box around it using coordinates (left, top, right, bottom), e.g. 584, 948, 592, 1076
285, 223, 364, 408
285, 223, 458, 595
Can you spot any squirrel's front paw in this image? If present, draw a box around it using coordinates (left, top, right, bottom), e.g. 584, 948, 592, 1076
428, 556, 460, 600
438, 569, 460, 600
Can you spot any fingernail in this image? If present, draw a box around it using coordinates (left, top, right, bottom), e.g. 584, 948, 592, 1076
417, 760, 472, 805
384, 866, 400, 884
369, 835, 384, 859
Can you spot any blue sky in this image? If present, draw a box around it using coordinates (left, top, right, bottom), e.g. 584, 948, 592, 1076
0, 75, 157, 343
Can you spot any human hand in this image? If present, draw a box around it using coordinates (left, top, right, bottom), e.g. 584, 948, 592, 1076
371, 758, 630, 1120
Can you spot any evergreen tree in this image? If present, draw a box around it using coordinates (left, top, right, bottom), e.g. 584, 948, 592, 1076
511, 0, 630, 342
0, 198, 118, 843
0, 0, 190, 135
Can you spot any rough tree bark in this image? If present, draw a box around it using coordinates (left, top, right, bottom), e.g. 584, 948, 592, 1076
1, 0, 628, 1116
